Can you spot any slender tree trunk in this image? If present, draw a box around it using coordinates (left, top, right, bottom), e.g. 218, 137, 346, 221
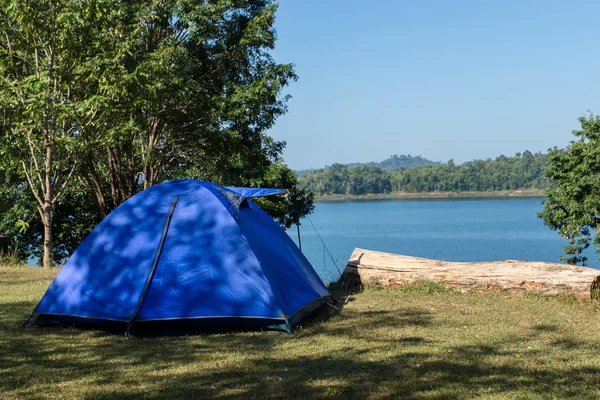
42, 206, 53, 269
107, 148, 119, 207
40, 20, 55, 270
108, 146, 138, 207
143, 117, 163, 190
41, 145, 54, 269
22, 142, 57, 269
84, 175, 108, 221
82, 150, 109, 221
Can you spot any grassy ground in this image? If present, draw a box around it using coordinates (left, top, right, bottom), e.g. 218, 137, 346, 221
2, 265, 600, 399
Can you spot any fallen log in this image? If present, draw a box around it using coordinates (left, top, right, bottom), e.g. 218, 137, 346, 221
343, 248, 600, 299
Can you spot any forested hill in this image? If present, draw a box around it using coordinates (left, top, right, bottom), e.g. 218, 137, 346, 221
298, 151, 549, 196
296, 154, 440, 176
346, 154, 442, 170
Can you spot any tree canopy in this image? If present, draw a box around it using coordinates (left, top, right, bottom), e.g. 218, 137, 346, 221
538, 114, 600, 265
299, 151, 549, 196
0, 0, 310, 266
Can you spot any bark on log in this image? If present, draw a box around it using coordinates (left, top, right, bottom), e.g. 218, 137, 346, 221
343, 248, 600, 299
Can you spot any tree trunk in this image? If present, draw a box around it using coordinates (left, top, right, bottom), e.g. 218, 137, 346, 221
144, 117, 160, 190
81, 153, 109, 221
41, 144, 54, 269
85, 175, 108, 221
39, 200, 54, 269
343, 248, 600, 299
41, 208, 53, 269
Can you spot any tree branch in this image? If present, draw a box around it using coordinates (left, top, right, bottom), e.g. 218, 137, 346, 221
52, 161, 79, 205
3, 30, 12, 55
22, 160, 44, 209
26, 132, 46, 194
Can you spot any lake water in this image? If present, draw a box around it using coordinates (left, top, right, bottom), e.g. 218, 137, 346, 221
289, 197, 599, 283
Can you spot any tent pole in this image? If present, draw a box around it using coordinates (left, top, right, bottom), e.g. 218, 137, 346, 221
126, 196, 179, 335
296, 223, 302, 252
20, 312, 34, 329
281, 310, 294, 334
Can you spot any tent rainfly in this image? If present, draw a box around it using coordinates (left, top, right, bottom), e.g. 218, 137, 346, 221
25, 179, 334, 334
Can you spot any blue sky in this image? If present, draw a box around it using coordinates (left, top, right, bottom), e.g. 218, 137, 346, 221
268, 0, 600, 170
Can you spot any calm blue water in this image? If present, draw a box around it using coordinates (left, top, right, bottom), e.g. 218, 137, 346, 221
289, 198, 599, 283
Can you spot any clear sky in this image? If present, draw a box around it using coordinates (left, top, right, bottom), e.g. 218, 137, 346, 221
268, 0, 600, 170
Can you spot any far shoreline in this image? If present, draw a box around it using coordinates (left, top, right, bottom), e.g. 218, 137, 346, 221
314, 189, 547, 202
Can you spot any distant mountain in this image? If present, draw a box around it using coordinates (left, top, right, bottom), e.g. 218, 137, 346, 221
296, 154, 441, 176
347, 154, 442, 171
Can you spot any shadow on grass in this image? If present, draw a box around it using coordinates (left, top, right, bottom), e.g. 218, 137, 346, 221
3, 293, 600, 399
531, 323, 559, 332
80, 346, 600, 399
551, 338, 583, 350
0, 301, 39, 326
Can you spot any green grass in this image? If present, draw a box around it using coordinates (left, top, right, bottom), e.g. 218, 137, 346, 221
2, 266, 600, 399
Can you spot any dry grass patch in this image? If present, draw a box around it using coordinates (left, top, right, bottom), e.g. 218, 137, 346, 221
2, 266, 600, 399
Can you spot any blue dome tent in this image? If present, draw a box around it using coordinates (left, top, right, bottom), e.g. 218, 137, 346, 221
25, 180, 333, 334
